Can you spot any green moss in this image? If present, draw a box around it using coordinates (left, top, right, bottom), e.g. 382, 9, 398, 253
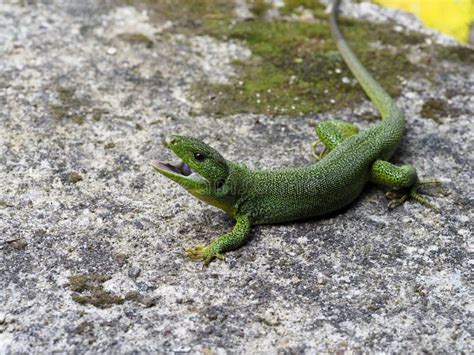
124, 0, 444, 117
51, 89, 110, 124
419, 98, 456, 123
69, 274, 111, 292
50, 105, 68, 120
69, 274, 126, 309
195, 6, 422, 116
249, 0, 272, 18
12, 239, 28, 250
71, 292, 124, 309
435, 45, 474, 65
68, 274, 149, 308
67, 172, 83, 184
75, 321, 94, 336
113, 253, 129, 265
71, 115, 85, 125
51, 87, 85, 124
0, 200, 14, 208
117, 33, 154, 48
92, 108, 108, 122
281, 0, 325, 15
124, 291, 141, 302
120, 0, 234, 36
57, 87, 82, 107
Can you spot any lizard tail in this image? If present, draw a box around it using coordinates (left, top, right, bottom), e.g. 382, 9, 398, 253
329, 0, 403, 122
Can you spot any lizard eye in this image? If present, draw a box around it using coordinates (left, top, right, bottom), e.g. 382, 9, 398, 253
193, 152, 205, 162
216, 180, 224, 189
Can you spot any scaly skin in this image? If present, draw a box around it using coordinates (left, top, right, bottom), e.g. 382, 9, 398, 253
151, 0, 439, 265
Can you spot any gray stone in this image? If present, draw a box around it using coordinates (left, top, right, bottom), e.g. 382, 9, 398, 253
127, 266, 141, 280
0, 0, 472, 353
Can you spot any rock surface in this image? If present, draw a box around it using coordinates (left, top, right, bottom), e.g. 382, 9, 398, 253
0, 0, 472, 353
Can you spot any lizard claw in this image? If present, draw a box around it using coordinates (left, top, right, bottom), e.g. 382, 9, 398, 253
185, 244, 206, 259
185, 244, 224, 266
387, 194, 408, 209
386, 180, 442, 211
311, 140, 327, 161
385, 191, 402, 200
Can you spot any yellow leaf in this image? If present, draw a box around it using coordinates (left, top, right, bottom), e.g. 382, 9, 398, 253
374, 0, 473, 43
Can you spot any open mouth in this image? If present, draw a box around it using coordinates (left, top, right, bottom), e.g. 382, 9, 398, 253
153, 160, 192, 176
151, 159, 204, 180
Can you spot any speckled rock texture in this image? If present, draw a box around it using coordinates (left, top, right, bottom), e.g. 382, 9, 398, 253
1, 1, 472, 353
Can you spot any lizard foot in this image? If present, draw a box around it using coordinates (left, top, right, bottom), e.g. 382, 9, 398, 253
386, 180, 442, 211
311, 139, 327, 161
185, 244, 224, 266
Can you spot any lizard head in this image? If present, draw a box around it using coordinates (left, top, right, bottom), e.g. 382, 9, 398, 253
151, 135, 230, 198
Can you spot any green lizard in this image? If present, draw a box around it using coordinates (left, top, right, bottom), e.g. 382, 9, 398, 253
151, 0, 439, 265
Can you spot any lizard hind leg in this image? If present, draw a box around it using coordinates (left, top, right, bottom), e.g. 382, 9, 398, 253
369, 160, 440, 210
312, 120, 359, 160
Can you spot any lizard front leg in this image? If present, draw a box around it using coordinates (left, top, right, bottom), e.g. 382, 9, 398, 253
186, 215, 251, 266
369, 160, 440, 209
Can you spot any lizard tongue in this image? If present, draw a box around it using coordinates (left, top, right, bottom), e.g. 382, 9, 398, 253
152, 160, 193, 176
